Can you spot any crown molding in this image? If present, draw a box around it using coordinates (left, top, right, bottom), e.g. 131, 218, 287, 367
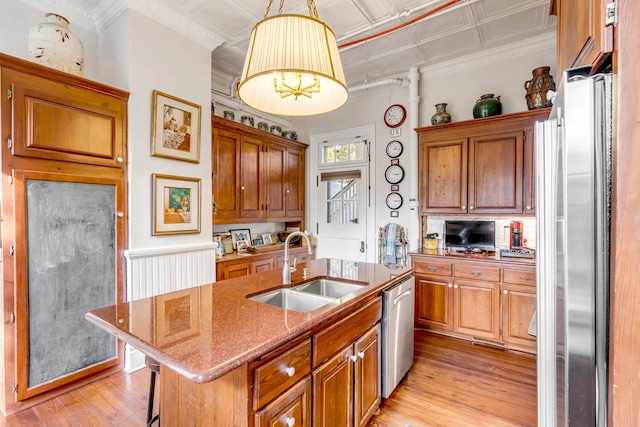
18, 0, 225, 51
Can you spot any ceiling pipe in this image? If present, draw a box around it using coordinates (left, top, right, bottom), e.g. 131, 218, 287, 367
348, 77, 409, 93
407, 67, 421, 251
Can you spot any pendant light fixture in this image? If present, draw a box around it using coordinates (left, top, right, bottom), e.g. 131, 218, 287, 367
238, 0, 348, 116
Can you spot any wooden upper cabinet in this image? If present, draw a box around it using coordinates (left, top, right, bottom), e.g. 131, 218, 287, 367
4, 68, 126, 168
212, 116, 307, 224
468, 131, 523, 214
212, 127, 240, 220
284, 145, 305, 220
239, 135, 265, 219
552, 0, 613, 75
417, 109, 550, 216
419, 138, 467, 214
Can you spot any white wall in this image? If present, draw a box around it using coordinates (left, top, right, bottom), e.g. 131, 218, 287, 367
123, 10, 212, 249
292, 46, 557, 251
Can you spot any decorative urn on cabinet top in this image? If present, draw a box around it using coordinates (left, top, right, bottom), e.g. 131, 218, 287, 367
28, 13, 85, 76
431, 103, 452, 125
472, 93, 502, 118
524, 66, 556, 110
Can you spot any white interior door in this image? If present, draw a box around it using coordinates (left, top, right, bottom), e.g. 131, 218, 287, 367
316, 166, 368, 261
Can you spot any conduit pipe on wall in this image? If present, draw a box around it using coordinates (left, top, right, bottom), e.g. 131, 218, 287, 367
348, 77, 409, 93
408, 67, 421, 251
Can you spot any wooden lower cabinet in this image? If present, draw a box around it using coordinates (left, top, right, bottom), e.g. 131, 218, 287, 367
255, 376, 312, 427
313, 324, 380, 427
217, 247, 313, 280
412, 254, 537, 354
415, 277, 453, 330
454, 279, 500, 341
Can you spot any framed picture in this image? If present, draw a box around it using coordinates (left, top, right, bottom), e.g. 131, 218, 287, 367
262, 233, 273, 245
252, 237, 264, 246
236, 240, 249, 252
229, 228, 251, 250
151, 90, 201, 163
152, 174, 201, 235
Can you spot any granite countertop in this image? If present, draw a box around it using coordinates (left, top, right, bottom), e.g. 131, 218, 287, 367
86, 258, 412, 384
410, 249, 536, 266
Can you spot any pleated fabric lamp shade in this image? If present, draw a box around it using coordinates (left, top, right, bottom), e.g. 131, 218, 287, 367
238, 12, 348, 117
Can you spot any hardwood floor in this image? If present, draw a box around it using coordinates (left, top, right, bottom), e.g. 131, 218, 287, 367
0, 330, 536, 426
368, 330, 537, 427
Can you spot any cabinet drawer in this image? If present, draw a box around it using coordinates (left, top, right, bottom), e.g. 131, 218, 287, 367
454, 264, 500, 282
503, 268, 536, 287
254, 376, 311, 427
412, 258, 452, 277
253, 338, 311, 410
313, 297, 382, 368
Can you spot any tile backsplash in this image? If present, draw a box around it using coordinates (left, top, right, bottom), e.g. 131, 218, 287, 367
424, 216, 537, 250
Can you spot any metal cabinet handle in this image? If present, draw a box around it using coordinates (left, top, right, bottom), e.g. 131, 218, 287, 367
461, 205, 466, 210
503, 290, 508, 295
448, 284, 453, 288
469, 206, 474, 210
240, 186, 245, 191
116, 157, 123, 163
286, 189, 290, 194
350, 355, 358, 362
427, 266, 437, 272
526, 205, 532, 209
357, 351, 365, 359
470, 271, 482, 276
286, 417, 296, 427
454, 284, 458, 289
285, 366, 295, 377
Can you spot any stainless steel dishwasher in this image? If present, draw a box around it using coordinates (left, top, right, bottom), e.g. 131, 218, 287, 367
381, 275, 415, 398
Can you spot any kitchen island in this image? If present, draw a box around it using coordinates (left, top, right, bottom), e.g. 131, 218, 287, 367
87, 258, 412, 426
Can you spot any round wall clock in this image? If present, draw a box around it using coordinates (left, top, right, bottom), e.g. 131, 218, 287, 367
385, 140, 403, 158
384, 164, 405, 184
383, 104, 407, 128
386, 192, 403, 209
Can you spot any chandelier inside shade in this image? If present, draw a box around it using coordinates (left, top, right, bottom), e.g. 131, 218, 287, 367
238, 2, 348, 117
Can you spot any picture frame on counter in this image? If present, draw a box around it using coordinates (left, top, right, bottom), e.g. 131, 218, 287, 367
229, 228, 251, 250
252, 237, 263, 246
151, 90, 201, 163
262, 233, 273, 245
152, 174, 201, 235
236, 240, 249, 252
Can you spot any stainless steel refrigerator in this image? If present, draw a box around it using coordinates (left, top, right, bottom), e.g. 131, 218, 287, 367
535, 68, 612, 427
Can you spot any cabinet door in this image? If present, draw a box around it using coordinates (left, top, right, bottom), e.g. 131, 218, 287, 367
212, 128, 241, 221
453, 279, 500, 341
255, 377, 312, 427
555, 0, 612, 75
252, 257, 275, 274
240, 135, 265, 219
415, 276, 453, 331
501, 283, 537, 354
220, 261, 251, 279
4, 68, 126, 168
285, 145, 305, 220
265, 142, 287, 219
523, 126, 536, 215
420, 139, 468, 214
353, 325, 380, 427
12, 170, 124, 401
468, 131, 523, 214
313, 346, 354, 427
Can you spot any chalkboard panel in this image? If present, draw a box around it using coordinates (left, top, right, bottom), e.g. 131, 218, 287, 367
26, 180, 117, 388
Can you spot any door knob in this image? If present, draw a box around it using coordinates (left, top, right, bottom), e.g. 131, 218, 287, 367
360, 241, 365, 253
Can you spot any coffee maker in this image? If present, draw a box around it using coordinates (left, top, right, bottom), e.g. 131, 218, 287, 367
510, 221, 523, 249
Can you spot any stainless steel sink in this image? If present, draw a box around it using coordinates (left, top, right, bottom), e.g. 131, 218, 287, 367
248, 289, 336, 312
294, 279, 364, 298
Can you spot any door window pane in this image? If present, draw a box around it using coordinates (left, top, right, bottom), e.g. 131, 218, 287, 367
326, 178, 359, 224
322, 140, 364, 164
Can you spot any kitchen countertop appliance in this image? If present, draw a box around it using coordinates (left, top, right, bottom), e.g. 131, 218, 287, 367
536, 67, 612, 427
381, 275, 415, 398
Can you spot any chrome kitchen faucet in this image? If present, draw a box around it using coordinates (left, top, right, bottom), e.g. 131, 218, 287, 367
282, 231, 313, 285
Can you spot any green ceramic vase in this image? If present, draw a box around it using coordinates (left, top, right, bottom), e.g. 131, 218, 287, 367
473, 94, 502, 118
